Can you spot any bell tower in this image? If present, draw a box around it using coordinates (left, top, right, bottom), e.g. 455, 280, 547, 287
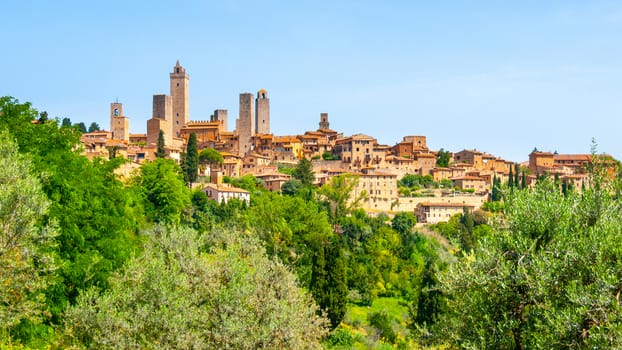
170, 60, 189, 137
255, 89, 270, 134
110, 102, 129, 141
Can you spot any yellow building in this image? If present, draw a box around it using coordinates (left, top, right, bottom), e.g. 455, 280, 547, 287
415, 202, 474, 224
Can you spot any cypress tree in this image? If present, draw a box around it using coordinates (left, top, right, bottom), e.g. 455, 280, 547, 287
508, 167, 514, 189
325, 241, 347, 329
186, 132, 198, 184
310, 243, 328, 318
310, 241, 347, 329
521, 171, 527, 189
156, 130, 166, 158
292, 157, 315, 186
514, 163, 520, 187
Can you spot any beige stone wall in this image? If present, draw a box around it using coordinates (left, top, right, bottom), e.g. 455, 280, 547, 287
147, 118, 171, 146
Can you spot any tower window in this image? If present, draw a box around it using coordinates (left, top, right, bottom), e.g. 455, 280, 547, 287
177, 83, 179, 87
176, 68, 180, 73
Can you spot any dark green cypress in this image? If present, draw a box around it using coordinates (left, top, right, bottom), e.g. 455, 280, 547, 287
326, 241, 347, 329
186, 132, 198, 184
521, 171, 527, 189
156, 130, 166, 158
508, 167, 514, 188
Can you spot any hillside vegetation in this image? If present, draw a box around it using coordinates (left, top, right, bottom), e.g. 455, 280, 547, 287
2, 96, 622, 349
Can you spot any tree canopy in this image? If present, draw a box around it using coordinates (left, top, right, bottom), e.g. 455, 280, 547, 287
63, 226, 328, 349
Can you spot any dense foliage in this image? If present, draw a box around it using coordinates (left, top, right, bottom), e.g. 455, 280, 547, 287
63, 226, 328, 349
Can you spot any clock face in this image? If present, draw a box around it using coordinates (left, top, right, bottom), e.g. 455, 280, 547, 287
114, 108, 119, 117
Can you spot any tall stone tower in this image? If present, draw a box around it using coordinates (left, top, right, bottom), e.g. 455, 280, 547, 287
170, 60, 189, 137
109, 102, 129, 141
238, 93, 255, 156
319, 112, 330, 129
255, 89, 270, 134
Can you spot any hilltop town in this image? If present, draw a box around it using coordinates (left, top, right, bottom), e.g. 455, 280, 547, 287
80, 62, 609, 223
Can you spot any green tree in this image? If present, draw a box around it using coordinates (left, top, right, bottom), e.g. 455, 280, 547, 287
281, 178, 303, 196
514, 162, 520, 187
392, 212, 416, 238
437, 177, 622, 349
73, 122, 87, 133
87, 122, 100, 132
0, 131, 57, 337
521, 171, 527, 189
185, 132, 198, 184
63, 226, 328, 349
508, 165, 514, 188
38, 111, 48, 123
325, 241, 348, 329
1, 97, 141, 328
155, 129, 166, 158
436, 148, 451, 168
310, 241, 347, 329
61, 117, 72, 128
132, 158, 191, 224
198, 147, 223, 167
292, 157, 315, 186
492, 175, 502, 201
318, 174, 366, 220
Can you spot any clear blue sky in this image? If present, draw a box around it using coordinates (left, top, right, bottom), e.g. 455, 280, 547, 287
3, 0, 621, 162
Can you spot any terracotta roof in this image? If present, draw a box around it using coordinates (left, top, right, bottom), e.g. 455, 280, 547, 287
418, 202, 475, 208
451, 176, 486, 181
554, 154, 592, 161
203, 183, 249, 194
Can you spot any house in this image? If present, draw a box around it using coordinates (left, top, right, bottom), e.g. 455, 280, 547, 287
415, 202, 475, 224
451, 176, 488, 192
202, 171, 250, 204
454, 149, 484, 169
529, 151, 555, 175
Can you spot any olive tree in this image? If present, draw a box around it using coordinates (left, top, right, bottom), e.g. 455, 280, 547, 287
437, 174, 622, 349
0, 131, 57, 335
63, 225, 328, 349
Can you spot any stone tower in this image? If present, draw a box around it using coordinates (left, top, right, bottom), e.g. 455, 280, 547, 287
109, 102, 129, 141
319, 112, 330, 129
238, 93, 255, 156
170, 60, 189, 137
213, 109, 228, 132
255, 89, 270, 134
147, 94, 173, 146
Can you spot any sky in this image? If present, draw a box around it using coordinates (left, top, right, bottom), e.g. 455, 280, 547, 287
2, 0, 621, 162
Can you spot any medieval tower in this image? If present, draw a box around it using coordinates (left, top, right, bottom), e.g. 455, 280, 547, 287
213, 109, 228, 131
255, 89, 270, 134
170, 60, 189, 137
238, 92, 255, 156
147, 94, 172, 146
109, 102, 129, 141
319, 112, 330, 129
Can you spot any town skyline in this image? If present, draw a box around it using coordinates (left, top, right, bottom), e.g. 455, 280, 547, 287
3, 1, 622, 162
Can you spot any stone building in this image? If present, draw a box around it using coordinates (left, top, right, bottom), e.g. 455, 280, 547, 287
415, 202, 474, 224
